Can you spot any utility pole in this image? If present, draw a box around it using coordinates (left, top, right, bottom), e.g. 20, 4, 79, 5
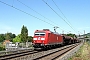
53, 26, 59, 32
84, 30, 85, 43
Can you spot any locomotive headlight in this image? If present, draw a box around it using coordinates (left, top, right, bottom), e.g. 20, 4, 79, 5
41, 38, 45, 40
33, 38, 37, 40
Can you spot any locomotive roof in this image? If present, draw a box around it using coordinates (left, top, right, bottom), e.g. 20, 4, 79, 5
51, 32, 60, 35
35, 30, 50, 32
35, 29, 60, 35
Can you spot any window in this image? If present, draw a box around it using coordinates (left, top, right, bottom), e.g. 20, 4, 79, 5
35, 32, 45, 36
35, 34, 39, 36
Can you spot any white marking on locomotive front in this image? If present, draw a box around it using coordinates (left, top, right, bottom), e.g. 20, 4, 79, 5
41, 38, 45, 40
33, 38, 37, 40
38, 37, 40, 40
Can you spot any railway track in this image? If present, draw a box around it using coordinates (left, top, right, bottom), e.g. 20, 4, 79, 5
33, 43, 79, 60
0, 48, 33, 56
0, 43, 81, 60
0, 50, 39, 60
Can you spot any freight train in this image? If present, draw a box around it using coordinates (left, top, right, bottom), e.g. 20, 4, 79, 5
32, 29, 79, 49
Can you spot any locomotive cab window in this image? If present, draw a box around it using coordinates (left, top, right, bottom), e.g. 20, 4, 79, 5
35, 32, 45, 36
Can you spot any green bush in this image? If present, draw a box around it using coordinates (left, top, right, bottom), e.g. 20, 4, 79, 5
0, 46, 5, 51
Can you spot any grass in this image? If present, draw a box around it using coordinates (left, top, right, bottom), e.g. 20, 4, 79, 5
68, 42, 90, 60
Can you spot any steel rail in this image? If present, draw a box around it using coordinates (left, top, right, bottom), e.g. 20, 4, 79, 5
33, 43, 79, 60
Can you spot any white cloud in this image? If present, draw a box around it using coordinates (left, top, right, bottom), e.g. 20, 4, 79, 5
78, 26, 90, 30
77, 26, 90, 34
0, 24, 34, 36
0, 24, 19, 35
85, 27, 90, 28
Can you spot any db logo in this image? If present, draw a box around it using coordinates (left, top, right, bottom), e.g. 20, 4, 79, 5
38, 37, 40, 40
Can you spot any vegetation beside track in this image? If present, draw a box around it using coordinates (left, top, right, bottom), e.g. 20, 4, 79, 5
0, 43, 5, 51
68, 42, 90, 60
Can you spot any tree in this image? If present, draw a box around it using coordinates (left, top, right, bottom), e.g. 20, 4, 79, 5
5, 33, 11, 40
5, 32, 16, 42
12, 34, 16, 38
67, 33, 77, 38
85, 36, 88, 38
0, 34, 5, 42
13, 34, 21, 43
28, 36, 33, 42
21, 25, 28, 42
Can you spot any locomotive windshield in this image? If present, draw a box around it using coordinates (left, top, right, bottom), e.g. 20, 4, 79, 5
35, 32, 45, 36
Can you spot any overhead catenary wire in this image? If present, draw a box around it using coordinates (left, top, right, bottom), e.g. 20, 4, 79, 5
52, 0, 78, 33
17, 0, 66, 31
0, 0, 79, 34
52, 0, 84, 34
0, 0, 69, 33
17, 0, 56, 25
17, 0, 69, 31
42, 0, 78, 33
0, 0, 55, 27
52, 0, 73, 26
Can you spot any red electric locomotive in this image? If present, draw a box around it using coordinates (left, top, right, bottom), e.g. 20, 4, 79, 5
33, 29, 79, 49
33, 29, 63, 48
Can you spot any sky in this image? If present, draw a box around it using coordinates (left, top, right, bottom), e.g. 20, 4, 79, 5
0, 0, 90, 36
